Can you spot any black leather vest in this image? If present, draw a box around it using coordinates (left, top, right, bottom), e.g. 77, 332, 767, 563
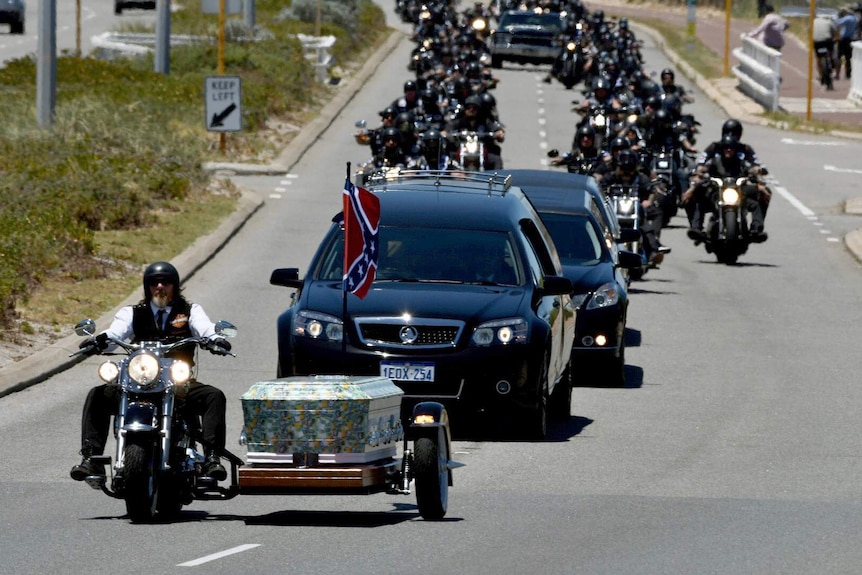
131, 300, 195, 365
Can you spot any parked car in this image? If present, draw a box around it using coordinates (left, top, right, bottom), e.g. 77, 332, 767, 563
114, 0, 155, 15
0, 0, 25, 34
488, 10, 565, 69
270, 171, 576, 438
504, 169, 642, 386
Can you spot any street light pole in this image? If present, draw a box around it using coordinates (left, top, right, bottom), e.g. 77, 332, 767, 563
37, 0, 57, 128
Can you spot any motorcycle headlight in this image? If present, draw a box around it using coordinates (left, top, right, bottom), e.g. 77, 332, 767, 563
626, 114, 638, 124
594, 114, 606, 127
465, 139, 479, 154
472, 18, 487, 32
170, 360, 191, 385
618, 197, 635, 215
657, 160, 670, 169
722, 187, 741, 205
566, 41, 577, 51
586, 282, 621, 310
294, 310, 343, 342
98, 361, 120, 384
471, 318, 528, 346
128, 353, 160, 386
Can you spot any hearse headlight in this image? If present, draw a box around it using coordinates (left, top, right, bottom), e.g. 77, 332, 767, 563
586, 282, 621, 310
294, 310, 343, 341
471, 318, 528, 346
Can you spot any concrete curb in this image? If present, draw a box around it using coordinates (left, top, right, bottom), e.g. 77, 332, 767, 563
0, 29, 407, 397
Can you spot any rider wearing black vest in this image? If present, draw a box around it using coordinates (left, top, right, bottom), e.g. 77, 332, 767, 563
70, 262, 231, 483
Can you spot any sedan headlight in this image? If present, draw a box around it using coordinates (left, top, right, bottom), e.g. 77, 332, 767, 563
128, 353, 160, 386
586, 282, 621, 310
721, 187, 741, 205
98, 361, 120, 383
294, 310, 343, 341
471, 318, 528, 346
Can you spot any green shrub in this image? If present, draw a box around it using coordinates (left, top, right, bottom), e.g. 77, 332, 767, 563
0, 0, 387, 333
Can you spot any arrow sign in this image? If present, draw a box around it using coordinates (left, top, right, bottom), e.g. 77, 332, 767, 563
211, 103, 237, 127
205, 76, 242, 132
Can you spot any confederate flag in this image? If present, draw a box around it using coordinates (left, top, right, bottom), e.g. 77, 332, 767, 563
343, 177, 380, 299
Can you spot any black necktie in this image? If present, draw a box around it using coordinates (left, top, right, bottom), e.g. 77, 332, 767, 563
156, 309, 165, 333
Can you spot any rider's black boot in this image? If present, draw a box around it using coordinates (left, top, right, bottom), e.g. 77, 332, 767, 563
70, 442, 105, 481
202, 451, 227, 481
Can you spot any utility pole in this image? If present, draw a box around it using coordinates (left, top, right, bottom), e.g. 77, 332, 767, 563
155, 0, 172, 75
37, 0, 57, 128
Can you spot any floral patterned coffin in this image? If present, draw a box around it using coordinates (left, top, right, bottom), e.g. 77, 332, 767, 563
241, 375, 405, 465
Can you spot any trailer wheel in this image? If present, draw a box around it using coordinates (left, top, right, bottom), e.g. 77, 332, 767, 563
413, 437, 448, 520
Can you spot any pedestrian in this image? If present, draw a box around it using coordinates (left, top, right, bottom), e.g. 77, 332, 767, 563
747, 4, 790, 51
834, 7, 858, 79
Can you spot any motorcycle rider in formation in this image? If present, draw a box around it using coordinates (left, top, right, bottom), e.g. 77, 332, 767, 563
600, 149, 672, 265
685, 119, 769, 243
443, 94, 506, 170
683, 135, 769, 243
70, 262, 232, 483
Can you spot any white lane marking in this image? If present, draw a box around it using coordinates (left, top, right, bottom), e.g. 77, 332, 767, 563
284, 173, 299, 178
274, 187, 288, 193
178, 544, 261, 567
825, 164, 862, 174
269, 193, 282, 199
827, 237, 840, 242
780, 138, 848, 146
773, 185, 815, 218
279, 179, 294, 185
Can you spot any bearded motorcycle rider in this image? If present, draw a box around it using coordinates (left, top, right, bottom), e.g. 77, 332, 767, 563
71, 262, 232, 483
683, 135, 769, 243
600, 149, 672, 265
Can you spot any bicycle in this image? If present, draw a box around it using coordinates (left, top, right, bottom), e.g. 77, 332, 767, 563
815, 43, 834, 90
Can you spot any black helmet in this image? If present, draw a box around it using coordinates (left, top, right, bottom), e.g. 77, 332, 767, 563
721, 118, 743, 141
653, 107, 672, 129
382, 126, 402, 144
464, 95, 482, 109
660, 67, 675, 81
576, 124, 597, 140
619, 17, 628, 29
660, 92, 682, 118
143, 261, 180, 300
593, 77, 612, 93
395, 111, 414, 134
379, 106, 397, 119
403, 79, 418, 92
609, 136, 630, 154
718, 134, 739, 159
617, 149, 639, 172
421, 129, 445, 156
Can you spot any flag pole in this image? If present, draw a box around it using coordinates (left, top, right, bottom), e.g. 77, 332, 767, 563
342, 163, 351, 360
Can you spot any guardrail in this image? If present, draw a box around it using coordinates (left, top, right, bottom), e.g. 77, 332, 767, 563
91, 32, 336, 82
732, 33, 781, 112
849, 41, 862, 106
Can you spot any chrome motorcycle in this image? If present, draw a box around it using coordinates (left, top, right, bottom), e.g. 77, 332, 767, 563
698, 174, 761, 264
606, 183, 649, 280
71, 318, 238, 522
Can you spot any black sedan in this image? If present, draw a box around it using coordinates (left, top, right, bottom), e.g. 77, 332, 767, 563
270, 172, 576, 438
505, 170, 641, 386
